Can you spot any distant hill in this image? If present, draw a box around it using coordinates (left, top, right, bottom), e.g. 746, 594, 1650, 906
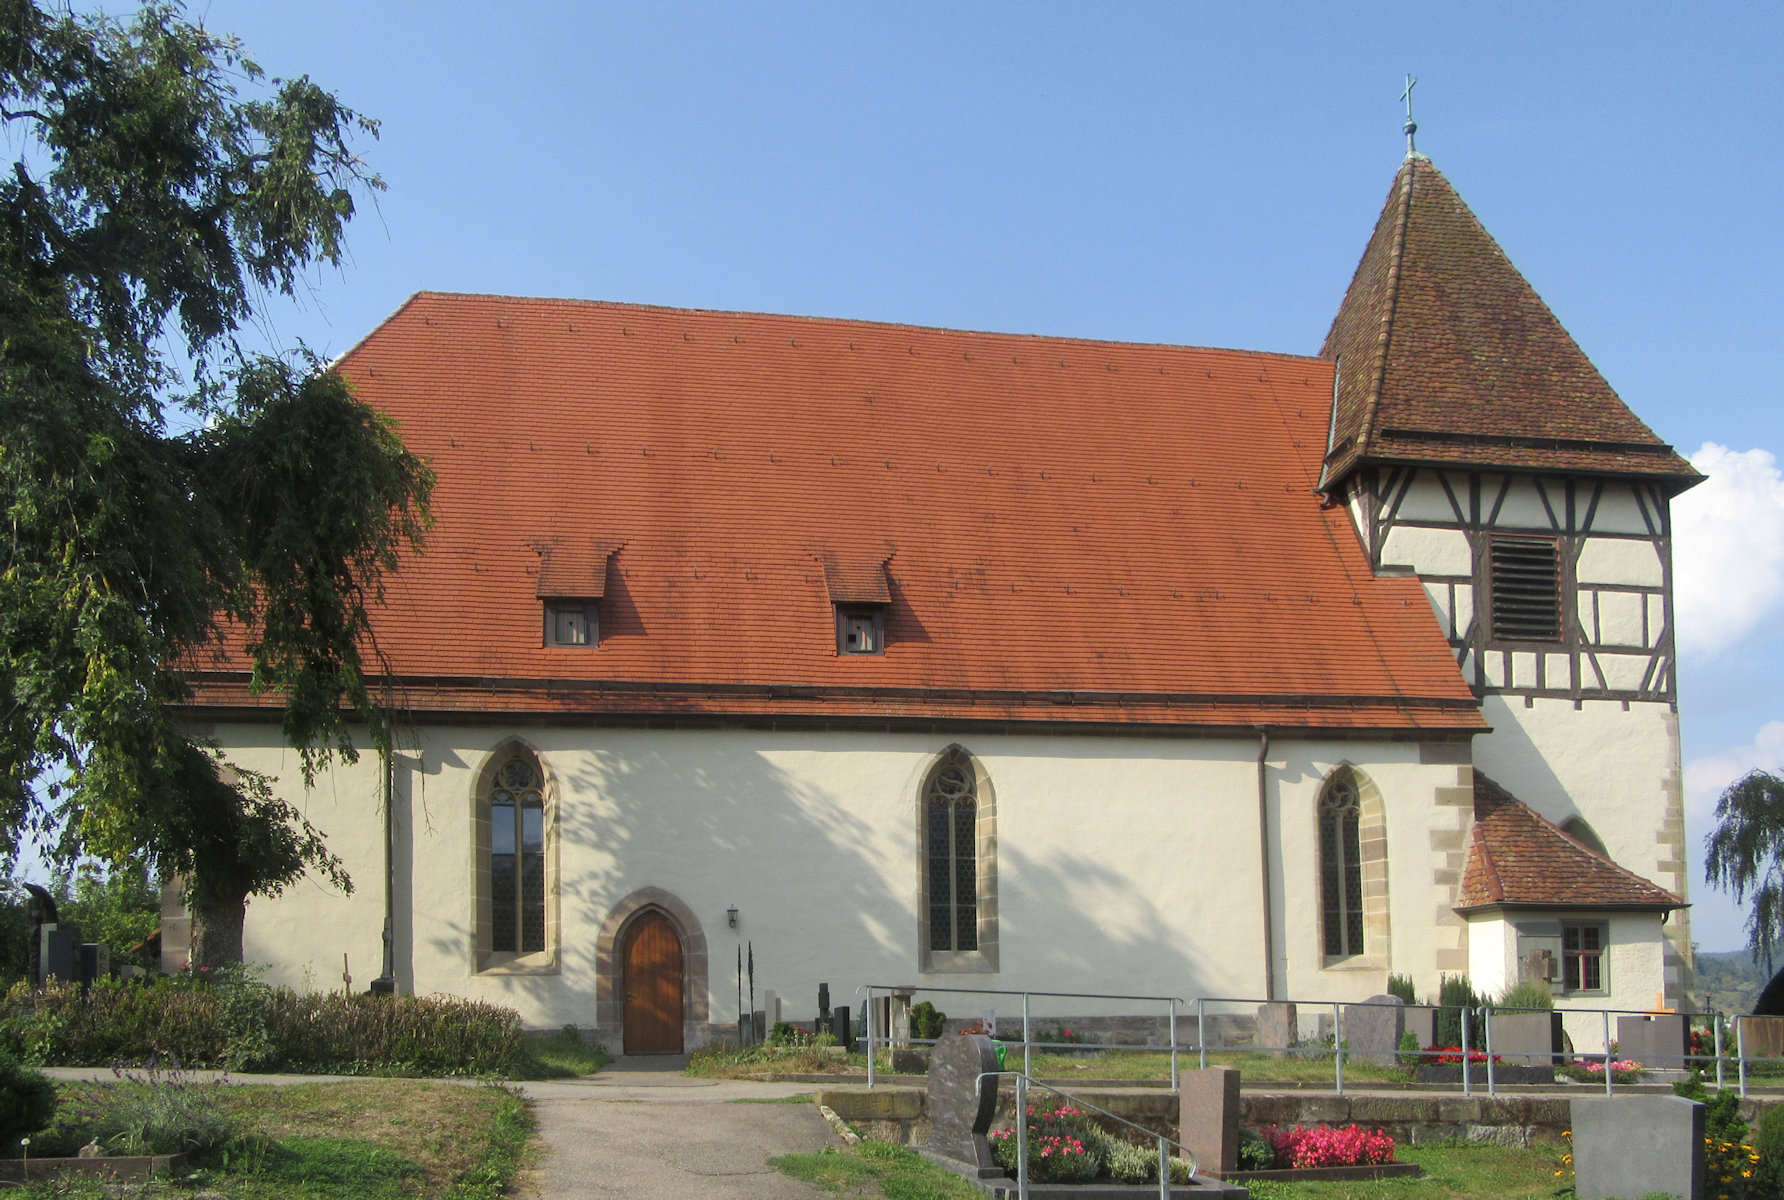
1694, 949, 1775, 1015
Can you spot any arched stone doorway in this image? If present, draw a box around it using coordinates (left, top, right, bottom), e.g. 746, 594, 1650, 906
621, 910, 684, 1054
595, 887, 709, 1054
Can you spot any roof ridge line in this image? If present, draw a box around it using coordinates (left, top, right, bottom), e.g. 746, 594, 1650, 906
1355, 159, 1415, 463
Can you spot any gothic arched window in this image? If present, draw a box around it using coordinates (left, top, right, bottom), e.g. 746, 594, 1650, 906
1319, 773, 1366, 958
927, 758, 978, 952
918, 747, 998, 972
490, 751, 546, 953
477, 745, 556, 972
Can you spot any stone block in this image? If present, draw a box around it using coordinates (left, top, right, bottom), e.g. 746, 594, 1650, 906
1343, 995, 1404, 1067
1255, 1002, 1297, 1058
1178, 1068, 1239, 1176
1347, 1095, 1433, 1125
1403, 1005, 1438, 1053
1618, 1013, 1688, 1070
1571, 1095, 1703, 1200
818, 1088, 924, 1120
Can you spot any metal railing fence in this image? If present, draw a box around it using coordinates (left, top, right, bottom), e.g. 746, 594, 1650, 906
844, 986, 1781, 1098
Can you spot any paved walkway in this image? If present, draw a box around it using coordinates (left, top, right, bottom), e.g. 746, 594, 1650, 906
45, 1059, 843, 1199
521, 1056, 838, 1199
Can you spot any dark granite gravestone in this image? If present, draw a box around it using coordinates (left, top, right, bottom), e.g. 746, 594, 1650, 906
1343, 995, 1405, 1067
1488, 1010, 1562, 1070
924, 1033, 1003, 1177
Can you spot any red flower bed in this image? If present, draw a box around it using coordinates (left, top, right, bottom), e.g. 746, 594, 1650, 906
1261, 1124, 1397, 1169
1421, 1044, 1501, 1065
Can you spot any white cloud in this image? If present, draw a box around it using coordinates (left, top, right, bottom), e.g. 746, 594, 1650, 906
1685, 720, 1784, 826
1673, 443, 1784, 657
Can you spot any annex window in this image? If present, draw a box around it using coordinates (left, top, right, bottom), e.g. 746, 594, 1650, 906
544, 601, 598, 647
837, 607, 884, 655
1319, 774, 1365, 958
1488, 535, 1562, 642
917, 747, 998, 972
1562, 922, 1608, 993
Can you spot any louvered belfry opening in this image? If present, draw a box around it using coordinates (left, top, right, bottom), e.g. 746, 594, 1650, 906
1489, 535, 1562, 642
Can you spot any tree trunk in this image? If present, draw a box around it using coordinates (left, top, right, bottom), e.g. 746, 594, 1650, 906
189, 892, 246, 969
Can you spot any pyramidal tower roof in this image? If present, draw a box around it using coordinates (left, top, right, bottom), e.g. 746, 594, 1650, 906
1320, 154, 1700, 491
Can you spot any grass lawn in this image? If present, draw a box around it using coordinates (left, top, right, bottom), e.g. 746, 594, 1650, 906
519, 1028, 613, 1078
773, 1140, 1575, 1200
8, 1078, 531, 1199
690, 1040, 1415, 1085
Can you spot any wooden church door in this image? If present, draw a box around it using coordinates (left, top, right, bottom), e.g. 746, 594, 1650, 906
622, 910, 684, 1054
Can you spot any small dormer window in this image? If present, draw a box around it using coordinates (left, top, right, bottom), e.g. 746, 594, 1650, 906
545, 601, 598, 647
837, 607, 884, 655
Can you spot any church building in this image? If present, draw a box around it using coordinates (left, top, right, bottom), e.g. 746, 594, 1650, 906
187, 151, 1700, 1053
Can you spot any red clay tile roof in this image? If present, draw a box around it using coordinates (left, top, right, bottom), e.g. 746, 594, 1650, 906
189, 293, 1486, 731
1320, 156, 1700, 492
1457, 774, 1683, 911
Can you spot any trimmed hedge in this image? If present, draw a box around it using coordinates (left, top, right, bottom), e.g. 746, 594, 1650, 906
0, 979, 527, 1076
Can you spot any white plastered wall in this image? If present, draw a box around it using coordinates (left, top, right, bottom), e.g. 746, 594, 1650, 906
1465, 908, 1672, 1054
218, 722, 1467, 1033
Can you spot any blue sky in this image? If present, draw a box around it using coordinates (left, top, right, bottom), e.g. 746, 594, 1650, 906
178, 1, 1783, 951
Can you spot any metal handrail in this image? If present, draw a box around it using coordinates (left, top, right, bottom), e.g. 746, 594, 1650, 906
979, 1071, 1199, 1200
860, 984, 1181, 1089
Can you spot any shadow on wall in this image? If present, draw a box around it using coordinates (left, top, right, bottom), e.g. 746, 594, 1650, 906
403, 731, 1231, 1030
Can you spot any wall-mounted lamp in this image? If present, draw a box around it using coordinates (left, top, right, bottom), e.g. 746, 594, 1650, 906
726, 905, 739, 929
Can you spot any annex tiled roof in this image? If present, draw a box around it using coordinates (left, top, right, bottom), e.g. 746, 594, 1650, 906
1457, 774, 1683, 911
189, 293, 1485, 730
1320, 155, 1700, 491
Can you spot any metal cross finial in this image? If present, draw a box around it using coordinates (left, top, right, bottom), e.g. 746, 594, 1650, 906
1401, 74, 1419, 156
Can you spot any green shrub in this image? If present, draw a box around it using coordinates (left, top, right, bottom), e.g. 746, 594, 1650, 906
1386, 973, 1416, 1004
0, 1051, 55, 1142
1238, 1129, 1274, 1171
909, 1001, 947, 1041
53, 1064, 239, 1159
1707, 1088, 1748, 1143
1494, 978, 1554, 1011
1100, 1135, 1193, 1184
1755, 1103, 1784, 1192
1397, 1029, 1422, 1066
1432, 975, 1480, 1049
0, 976, 528, 1076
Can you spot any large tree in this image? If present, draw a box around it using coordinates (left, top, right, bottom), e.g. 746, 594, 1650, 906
1704, 769, 1784, 974
0, 1, 430, 967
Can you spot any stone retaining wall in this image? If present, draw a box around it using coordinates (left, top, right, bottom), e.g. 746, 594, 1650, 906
816, 1086, 1780, 1150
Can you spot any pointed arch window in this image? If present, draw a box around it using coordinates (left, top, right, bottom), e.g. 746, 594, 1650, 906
1319, 774, 1366, 958
476, 746, 558, 973
917, 748, 998, 973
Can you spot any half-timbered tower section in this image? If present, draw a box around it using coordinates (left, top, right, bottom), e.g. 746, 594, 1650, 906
1320, 154, 1701, 1009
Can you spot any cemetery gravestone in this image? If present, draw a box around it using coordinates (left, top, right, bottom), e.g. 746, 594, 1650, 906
1344, 995, 1405, 1068
1487, 1010, 1562, 1069
1617, 1014, 1687, 1070
1255, 1002, 1297, 1058
924, 1033, 1003, 1177
1179, 1067, 1239, 1177
1571, 1095, 1703, 1200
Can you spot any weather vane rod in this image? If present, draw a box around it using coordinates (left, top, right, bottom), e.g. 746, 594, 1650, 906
1401, 74, 1419, 157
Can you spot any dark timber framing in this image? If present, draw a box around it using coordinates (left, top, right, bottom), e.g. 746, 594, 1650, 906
1344, 466, 1677, 706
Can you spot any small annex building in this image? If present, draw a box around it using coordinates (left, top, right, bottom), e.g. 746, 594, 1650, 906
186, 152, 1699, 1053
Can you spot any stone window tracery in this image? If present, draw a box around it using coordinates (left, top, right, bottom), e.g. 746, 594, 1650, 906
1319, 774, 1366, 959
